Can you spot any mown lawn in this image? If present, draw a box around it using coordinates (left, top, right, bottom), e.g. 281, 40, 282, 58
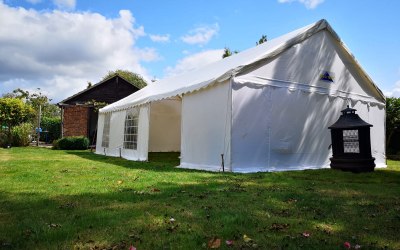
0, 147, 399, 250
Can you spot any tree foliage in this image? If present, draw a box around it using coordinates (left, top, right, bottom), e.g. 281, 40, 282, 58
222, 47, 239, 58
0, 98, 34, 131
3, 88, 60, 119
222, 34, 267, 58
386, 97, 400, 152
102, 69, 147, 89
256, 35, 268, 45
11, 123, 33, 147
41, 117, 61, 142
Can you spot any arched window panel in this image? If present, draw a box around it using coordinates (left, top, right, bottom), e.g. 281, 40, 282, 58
123, 108, 139, 150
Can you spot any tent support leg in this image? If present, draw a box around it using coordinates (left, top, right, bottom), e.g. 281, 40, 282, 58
221, 154, 225, 172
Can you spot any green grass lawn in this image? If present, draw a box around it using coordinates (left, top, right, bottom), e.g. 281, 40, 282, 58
0, 147, 399, 250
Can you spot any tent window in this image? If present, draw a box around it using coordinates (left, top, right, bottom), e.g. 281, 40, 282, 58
123, 110, 138, 150
101, 113, 111, 148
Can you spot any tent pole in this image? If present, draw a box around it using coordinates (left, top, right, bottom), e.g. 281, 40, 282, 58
221, 154, 225, 172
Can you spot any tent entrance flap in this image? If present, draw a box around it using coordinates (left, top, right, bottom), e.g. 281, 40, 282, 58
148, 98, 182, 152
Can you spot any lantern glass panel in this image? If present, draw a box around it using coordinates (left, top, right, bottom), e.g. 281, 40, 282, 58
343, 129, 359, 153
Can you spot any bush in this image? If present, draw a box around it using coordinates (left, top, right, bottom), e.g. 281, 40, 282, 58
0, 131, 9, 148
41, 117, 61, 143
11, 123, 33, 147
56, 136, 89, 150
52, 139, 60, 150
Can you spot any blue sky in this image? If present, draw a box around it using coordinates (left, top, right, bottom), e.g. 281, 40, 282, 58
1, 0, 399, 102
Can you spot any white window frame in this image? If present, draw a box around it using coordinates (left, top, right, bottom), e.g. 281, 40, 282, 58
123, 109, 139, 150
101, 113, 111, 148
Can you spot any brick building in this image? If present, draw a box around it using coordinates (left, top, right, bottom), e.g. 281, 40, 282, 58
58, 74, 141, 144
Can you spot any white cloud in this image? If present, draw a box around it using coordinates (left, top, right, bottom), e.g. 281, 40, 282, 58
385, 81, 400, 98
53, 0, 76, 10
278, 0, 324, 9
0, 2, 158, 102
181, 23, 219, 45
149, 34, 170, 43
165, 49, 224, 77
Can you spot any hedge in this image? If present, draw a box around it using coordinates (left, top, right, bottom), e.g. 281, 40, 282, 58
55, 136, 89, 150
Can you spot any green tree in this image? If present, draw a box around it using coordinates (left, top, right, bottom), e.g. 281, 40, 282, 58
102, 69, 147, 89
386, 97, 400, 152
256, 35, 267, 45
0, 98, 34, 145
4, 88, 60, 119
0, 98, 34, 130
222, 47, 239, 58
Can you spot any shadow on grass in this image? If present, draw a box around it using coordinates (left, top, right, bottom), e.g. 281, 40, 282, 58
1, 165, 400, 249
65, 151, 210, 174
2, 149, 400, 249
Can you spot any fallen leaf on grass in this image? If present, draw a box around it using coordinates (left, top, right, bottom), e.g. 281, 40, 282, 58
243, 234, 252, 243
270, 223, 290, 231
59, 202, 76, 209
208, 237, 221, 248
225, 240, 234, 246
117, 180, 123, 185
47, 223, 61, 228
151, 188, 160, 192
286, 198, 298, 203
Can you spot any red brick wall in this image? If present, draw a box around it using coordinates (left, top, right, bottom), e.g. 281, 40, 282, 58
63, 106, 88, 137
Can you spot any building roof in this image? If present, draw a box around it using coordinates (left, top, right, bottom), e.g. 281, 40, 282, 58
58, 74, 143, 106
100, 19, 385, 113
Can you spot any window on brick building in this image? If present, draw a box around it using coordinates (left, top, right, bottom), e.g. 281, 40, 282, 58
101, 113, 111, 148
123, 109, 138, 150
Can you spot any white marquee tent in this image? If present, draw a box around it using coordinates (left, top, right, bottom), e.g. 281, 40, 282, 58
96, 19, 386, 172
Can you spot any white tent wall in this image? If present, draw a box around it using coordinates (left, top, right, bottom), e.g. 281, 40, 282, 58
95, 105, 150, 161
230, 29, 385, 172
231, 83, 385, 172
95, 113, 105, 152
149, 98, 181, 152
232, 85, 338, 172
351, 101, 386, 167
247, 30, 383, 105
180, 81, 231, 171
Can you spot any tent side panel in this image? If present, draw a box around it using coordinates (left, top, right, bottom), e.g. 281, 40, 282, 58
95, 113, 105, 154
180, 81, 231, 171
95, 105, 150, 161
106, 110, 125, 157
231, 84, 386, 172
149, 99, 181, 152
232, 85, 337, 172
351, 102, 386, 168
120, 105, 149, 161
95, 111, 124, 157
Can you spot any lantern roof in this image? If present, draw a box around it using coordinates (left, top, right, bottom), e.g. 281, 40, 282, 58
328, 106, 372, 129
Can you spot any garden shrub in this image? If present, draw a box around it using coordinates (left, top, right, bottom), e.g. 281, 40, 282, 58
56, 136, 89, 150
52, 139, 60, 150
0, 131, 9, 148
11, 123, 33, 147
41, 117, 61, 143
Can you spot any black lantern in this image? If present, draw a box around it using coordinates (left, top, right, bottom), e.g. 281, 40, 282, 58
328, 106, 375, 172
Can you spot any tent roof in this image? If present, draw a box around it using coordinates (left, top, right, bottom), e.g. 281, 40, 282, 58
100, 19, 384, 113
